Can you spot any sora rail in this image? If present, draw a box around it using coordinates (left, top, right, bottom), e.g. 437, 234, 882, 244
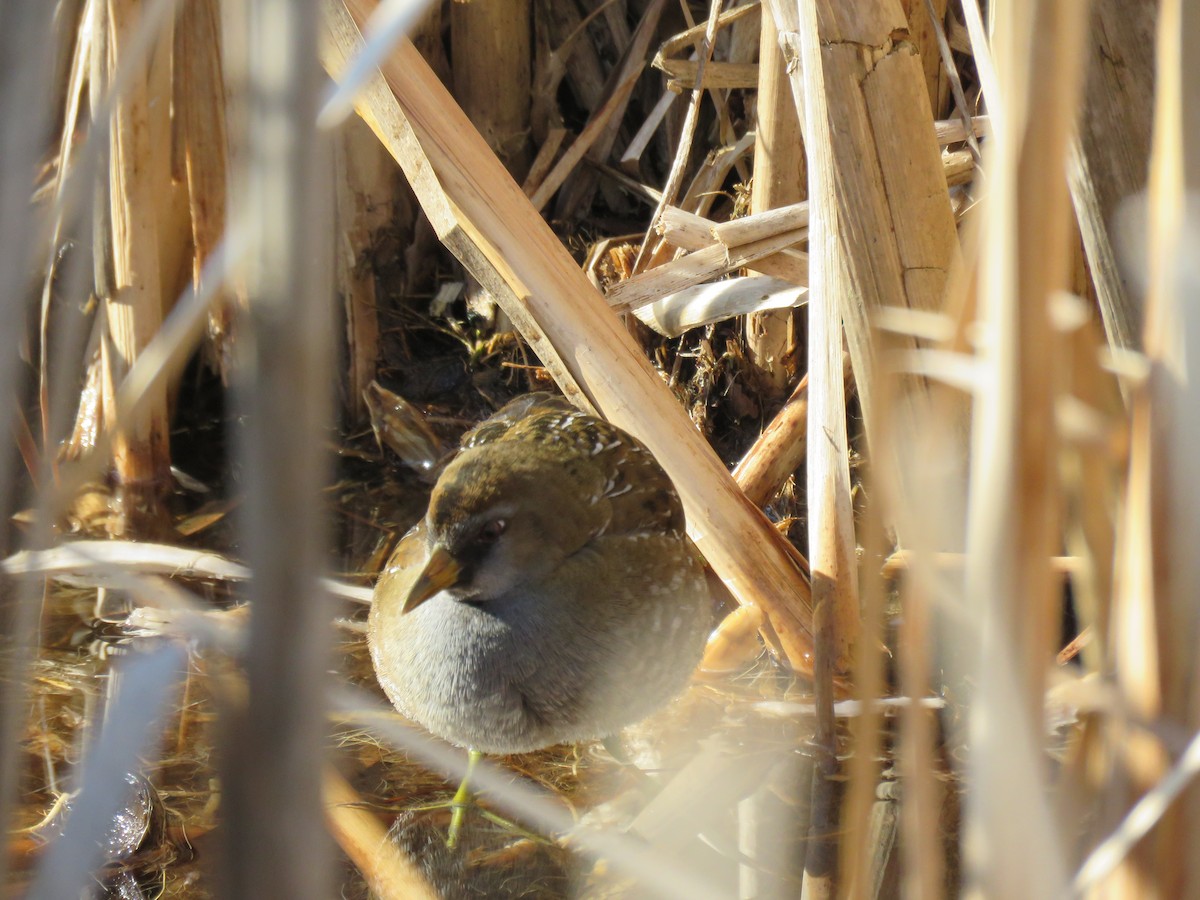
368, 393, 711, 758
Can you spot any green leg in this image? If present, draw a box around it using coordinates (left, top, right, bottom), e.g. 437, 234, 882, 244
446, 748, 481, 850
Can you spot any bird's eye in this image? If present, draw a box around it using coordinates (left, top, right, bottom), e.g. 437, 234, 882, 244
475, 519, 507, 543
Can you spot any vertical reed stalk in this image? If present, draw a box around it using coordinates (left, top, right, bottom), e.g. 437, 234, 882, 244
795, 1, 859, 895
450, 0, 531, 178
176, 0, 235, 382
0, 7, 55, 888
962, 1, 1090, 895
220, 0, 334, 895
746, 11, 803, 396
1103, 0, 1200, 893
103, 0, 175, 535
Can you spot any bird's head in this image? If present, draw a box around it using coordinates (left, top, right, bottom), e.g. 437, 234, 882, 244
401, 441, 605, 612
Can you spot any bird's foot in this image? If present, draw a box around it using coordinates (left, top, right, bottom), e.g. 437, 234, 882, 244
445, 748, 482, 849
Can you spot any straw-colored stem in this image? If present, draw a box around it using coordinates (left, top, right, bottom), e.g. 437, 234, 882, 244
103, 0, 175, 535
1066, 0, 1156, 354
797, 0, 862, 705
552, 0, 668, 219
333, 118, 396, 423
794, 0, 859, 894
766, 0, 960, 460
1104, 0, 1200, 892
962, 1, 1091, 894
528, 66, 642, 213
324, 768, 438, 900
733, 372, 809, 507
632, 0, 721, 273
901, 0, 950, 116
176, 0, 238, 383
746, 11, 803, 396
450, 0, 530, 177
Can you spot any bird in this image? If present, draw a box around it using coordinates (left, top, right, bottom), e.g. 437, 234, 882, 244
368, 393, 711, 842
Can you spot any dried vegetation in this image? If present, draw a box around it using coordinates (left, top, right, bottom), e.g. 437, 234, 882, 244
0, 0, 1194, 897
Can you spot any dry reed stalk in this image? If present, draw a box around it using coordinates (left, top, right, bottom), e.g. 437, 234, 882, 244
520, 125, 568, 196
27, 0, 210, 649
607, 228, 809, 312
769, 0, 960, 444
733, 372, 809, 507
654, 58, 759, 91
900, 0, 951, 116
805, 267, 859, 670
746, 11, 804, 396
632, 275, 804, 338
323, 768, 438, 900
895, 562, 943, 898
759, 0, 971, 891
219, 0, 333, 895
715, 200, 809, 246
551, 0, 667, 219
840, 498, 893, 896
961, 0, 1092, 894
333, 117, 397, 423
450, 0, 531, 177
935, 115, 989, 145
732, 353, 852, 515
767, 0, 964, 718
959, 0, 1001, 137
1067, 0, 1155, 353
882, 550, 1082, 579
872, 290, 979, 897
323, 0, 818, 669
175, 0, 235, 383
918, 0, 983, 167
618, 87, 679, 174
0, 5, 57, 889
656, 204, 809, 284
531, 0, 607, 142
655, 2, 762, 59
632, 0, 721, 273
1100, 0, 1200, 893
452, 0, 527, 334
102, 0, 177, 536
673, 145, 971, 248
943, 147, 977, 189
719, 2, 760, 146
528, 65, 643, 212
599, 0, 629, 47
1058, 307, 1123, 673
647, 128, 976, 282
42, 231, 247, 545
792, 3, 860, 893
656, 204, 717, 248
48, 1, 86, 130
677, 130, 756, 218
37, 2, 92, 449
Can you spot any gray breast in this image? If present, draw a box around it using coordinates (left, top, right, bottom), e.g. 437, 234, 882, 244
372, 552, 710, 755
381, 595, 550, 754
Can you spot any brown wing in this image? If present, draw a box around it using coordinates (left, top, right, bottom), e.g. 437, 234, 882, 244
460, 392, 572, 448
507, 407, 686, 537
460, 393, 685, 537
